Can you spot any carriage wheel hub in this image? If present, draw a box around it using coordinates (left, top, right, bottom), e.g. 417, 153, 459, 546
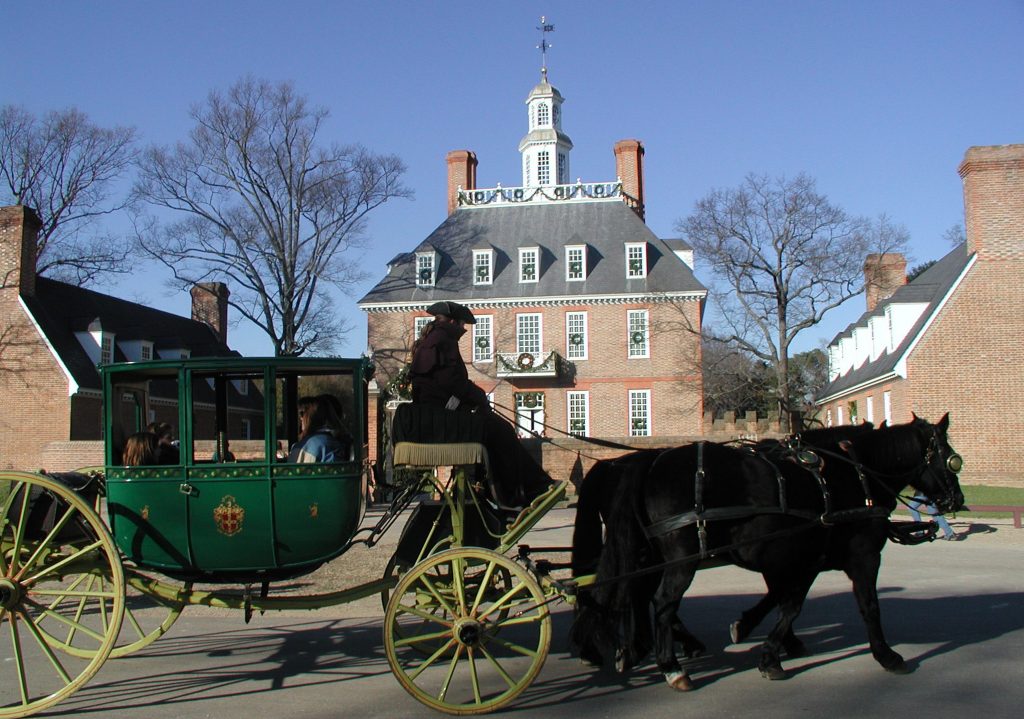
0, 578, 21, 610
455, 618, 483, 647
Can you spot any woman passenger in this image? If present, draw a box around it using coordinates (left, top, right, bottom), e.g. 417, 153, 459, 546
123, 432, 160, 466
287, 394, 350, 463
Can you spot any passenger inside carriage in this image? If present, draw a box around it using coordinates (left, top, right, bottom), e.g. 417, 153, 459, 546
287, 393, 352, 463
123, 431, 160, 466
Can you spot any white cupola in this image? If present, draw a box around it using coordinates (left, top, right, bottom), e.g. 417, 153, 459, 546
518, 69, 573, 187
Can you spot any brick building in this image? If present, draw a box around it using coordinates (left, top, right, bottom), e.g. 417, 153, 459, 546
0, 205, 238, 471
816, 144, 1024, 487
359, 71, 707, 480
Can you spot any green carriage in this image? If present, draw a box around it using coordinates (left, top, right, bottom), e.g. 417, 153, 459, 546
1, 356, 569, 718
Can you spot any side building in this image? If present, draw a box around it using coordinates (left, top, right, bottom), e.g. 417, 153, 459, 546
359, 72, 707, 482
0, 204, 240, 471
816, 144, 1024, 487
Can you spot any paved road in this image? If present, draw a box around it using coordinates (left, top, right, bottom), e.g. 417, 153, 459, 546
31, 511, 1024, 718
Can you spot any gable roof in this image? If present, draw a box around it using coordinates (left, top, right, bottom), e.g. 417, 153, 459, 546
359, 200, 706, 308
21, 277, 235, 392
816, 244, 972, 402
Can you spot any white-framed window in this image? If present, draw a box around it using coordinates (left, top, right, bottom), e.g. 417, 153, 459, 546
837, 405, 845, 425
515, 392, 545, 438
566, 311, 588, 360
567, 391, 589, 437
566, 245, 586, 281
473, 315, 493, 363
416, 252, 436, 287
537, 151, 550, 185
629, 390, 652, 437
537, 102, 550, 127
627, 310, 649, 358
414, 316, 431, 342
883, 391, 892, 424
865, 396, 874, 424
473, 250, 493, 285
519, 247, 539, 283
140, 342, 153, 361
552, 103, 560, 126
100, 334, 114, 365
234, 379, 248, 396
625, 243, 648, 278
516, 313, 542, 356
557, 153, 567, 184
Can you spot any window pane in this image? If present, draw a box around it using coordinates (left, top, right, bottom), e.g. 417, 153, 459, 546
628, 310, 649, 358
517, 314, 541, 355
629, 390, 651, 437
473, 315, 493, 362
566, 311, 587, 360
567, 391, 589, 436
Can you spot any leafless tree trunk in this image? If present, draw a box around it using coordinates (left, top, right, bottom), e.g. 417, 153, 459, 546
134, 78, 410, 356
678, 173, 908, 432
0, 105, 136, 284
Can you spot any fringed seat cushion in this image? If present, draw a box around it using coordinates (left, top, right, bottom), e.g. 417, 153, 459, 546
393, 442, 488, 468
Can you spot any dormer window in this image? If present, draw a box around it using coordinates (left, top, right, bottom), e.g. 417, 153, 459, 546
519, 247, 539, 283
566, 245, 587, 281
100, 334, 114, 365
473, 250, 493, 285
140, 342, 153, 361
416, 251, 436, 287
625, 243, 648, 278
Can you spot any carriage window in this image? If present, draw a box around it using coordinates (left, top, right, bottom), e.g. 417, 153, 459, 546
274, 371, 357, 463
191, 372, 266, 463
108, 372, 181, 466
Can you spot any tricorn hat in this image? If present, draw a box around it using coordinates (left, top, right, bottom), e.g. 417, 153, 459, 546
426, 300, 476, 324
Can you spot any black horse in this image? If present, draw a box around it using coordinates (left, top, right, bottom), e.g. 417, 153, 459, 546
570, 415, 964, 691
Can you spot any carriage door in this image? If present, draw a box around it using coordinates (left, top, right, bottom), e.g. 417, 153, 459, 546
186, 370, 273, 571
515, 392, 545, 438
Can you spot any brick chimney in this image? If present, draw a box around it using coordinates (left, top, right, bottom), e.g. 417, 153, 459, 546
614, 139, 646, 221
447, 150, 478, 215
0, 205, 41, 298
958, 144, 1024, 261
191, 282, 230, 345
863, 253, 907, 312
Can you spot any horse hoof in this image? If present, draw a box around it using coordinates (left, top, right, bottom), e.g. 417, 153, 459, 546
729, 621, 743, 644
759, 666, 788, 681
885, 660, 912, 675
665, 672, 694, 691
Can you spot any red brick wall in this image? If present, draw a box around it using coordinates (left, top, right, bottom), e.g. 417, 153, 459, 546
446, 150, 478, 215
366, 299, 703, 468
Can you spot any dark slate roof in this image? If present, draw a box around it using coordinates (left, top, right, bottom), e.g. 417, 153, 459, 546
817, 244, 971, 400
359, 200, 706, 306
22, 277, 235, 391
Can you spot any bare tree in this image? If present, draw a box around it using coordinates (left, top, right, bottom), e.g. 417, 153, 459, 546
134, 78, 410, 356
0, 105, 137, 284
678, 173, 909, 431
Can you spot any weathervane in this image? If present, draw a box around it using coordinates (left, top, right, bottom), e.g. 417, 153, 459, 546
536, 16, 555, 79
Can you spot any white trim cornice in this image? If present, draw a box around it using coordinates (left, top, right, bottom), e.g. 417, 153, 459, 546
18, 295, 79, 396
359, 291, 707, 314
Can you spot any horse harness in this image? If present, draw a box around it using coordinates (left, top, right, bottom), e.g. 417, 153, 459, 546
642, 436, 891, 558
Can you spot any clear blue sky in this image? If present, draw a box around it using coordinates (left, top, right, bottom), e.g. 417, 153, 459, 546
5, 1, 1023, 356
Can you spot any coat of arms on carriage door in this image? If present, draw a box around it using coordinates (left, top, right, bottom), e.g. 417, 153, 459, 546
214, 495, 245, 536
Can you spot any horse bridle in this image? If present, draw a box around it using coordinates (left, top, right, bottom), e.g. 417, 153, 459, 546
920, 425, 963, 513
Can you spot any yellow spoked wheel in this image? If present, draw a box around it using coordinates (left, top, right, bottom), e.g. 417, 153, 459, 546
34, 566, 188, 659
1, 471, 125, 718
384, 548, 550, 715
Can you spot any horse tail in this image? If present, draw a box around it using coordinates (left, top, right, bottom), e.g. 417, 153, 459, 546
571, 458, 615, 576
570, 451, 661, 671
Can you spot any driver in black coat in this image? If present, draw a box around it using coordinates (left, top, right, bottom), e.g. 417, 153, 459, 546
409, 300, 557, 507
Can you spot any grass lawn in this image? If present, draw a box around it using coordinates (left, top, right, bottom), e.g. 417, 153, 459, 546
895, 484, 1024, 519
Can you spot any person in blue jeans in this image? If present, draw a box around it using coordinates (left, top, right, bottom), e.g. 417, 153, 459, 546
909, 493, 957, 540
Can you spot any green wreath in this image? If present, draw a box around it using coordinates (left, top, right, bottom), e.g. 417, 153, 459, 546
517, 352, 535, 370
